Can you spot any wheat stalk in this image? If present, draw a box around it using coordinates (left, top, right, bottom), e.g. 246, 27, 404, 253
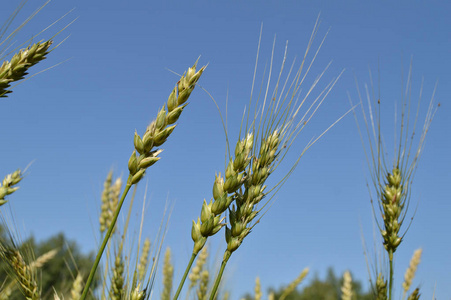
188, 245, 208, 293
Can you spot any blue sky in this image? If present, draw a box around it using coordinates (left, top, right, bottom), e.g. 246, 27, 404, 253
1, 1, 450, 299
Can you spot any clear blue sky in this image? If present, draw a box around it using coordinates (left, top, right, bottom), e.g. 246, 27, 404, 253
1, 1, 450, 299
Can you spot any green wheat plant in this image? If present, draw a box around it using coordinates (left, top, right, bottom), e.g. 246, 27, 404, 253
351, 63, 438, 300
92, 170, 170, 300
79, 61, 206, 300
1, 2, 444, 300
173, 19, 349, 300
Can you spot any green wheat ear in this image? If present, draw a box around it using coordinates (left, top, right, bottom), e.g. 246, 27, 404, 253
0, 40, 53, 97
375, 273, 388, 300
351, 62, 438, 300
0, 246, 40, 300
0, 169, 23, 206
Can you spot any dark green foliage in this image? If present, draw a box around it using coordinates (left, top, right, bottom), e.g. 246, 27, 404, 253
0, 225, 97, 299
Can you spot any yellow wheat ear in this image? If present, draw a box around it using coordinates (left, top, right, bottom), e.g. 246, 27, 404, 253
279, 268, 309, 300
402, 248, 422, 299
350, 60, 438, 300
341, 271, 353, 300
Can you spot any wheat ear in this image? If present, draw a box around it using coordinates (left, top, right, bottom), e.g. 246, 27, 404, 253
69, 273, 84, 300
0, 247, 40, 300
341, 271, 353, 300
0, 248, 56, 299
279, 268, 309, 300
352, 62, 438, 300
162, 247, 174, 300
28, 249, 57, 269
99, 171, 113, 233
254, 277, 262, 300
0, 169, 23, 206
53, 291, 61, 300
407, 288, 420, 300
174, 135, 253, 300
197, 270, 210, 300
137, 237, 151, 282
375, 273, 388, 300
130, 284, 146, 300
0, 40, 52, 97
110, 253, 125, 300
81, 61, 205, 300
209, 18, 344, 299
402, 249, 422, 299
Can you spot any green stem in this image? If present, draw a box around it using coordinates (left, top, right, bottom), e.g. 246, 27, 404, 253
388, 250, 394, 300
209, 250, 231, 300
173, 252, 198, 300
80, 176, 133, 300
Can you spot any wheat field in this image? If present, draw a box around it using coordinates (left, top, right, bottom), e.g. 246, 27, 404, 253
0, 1, 448, 299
